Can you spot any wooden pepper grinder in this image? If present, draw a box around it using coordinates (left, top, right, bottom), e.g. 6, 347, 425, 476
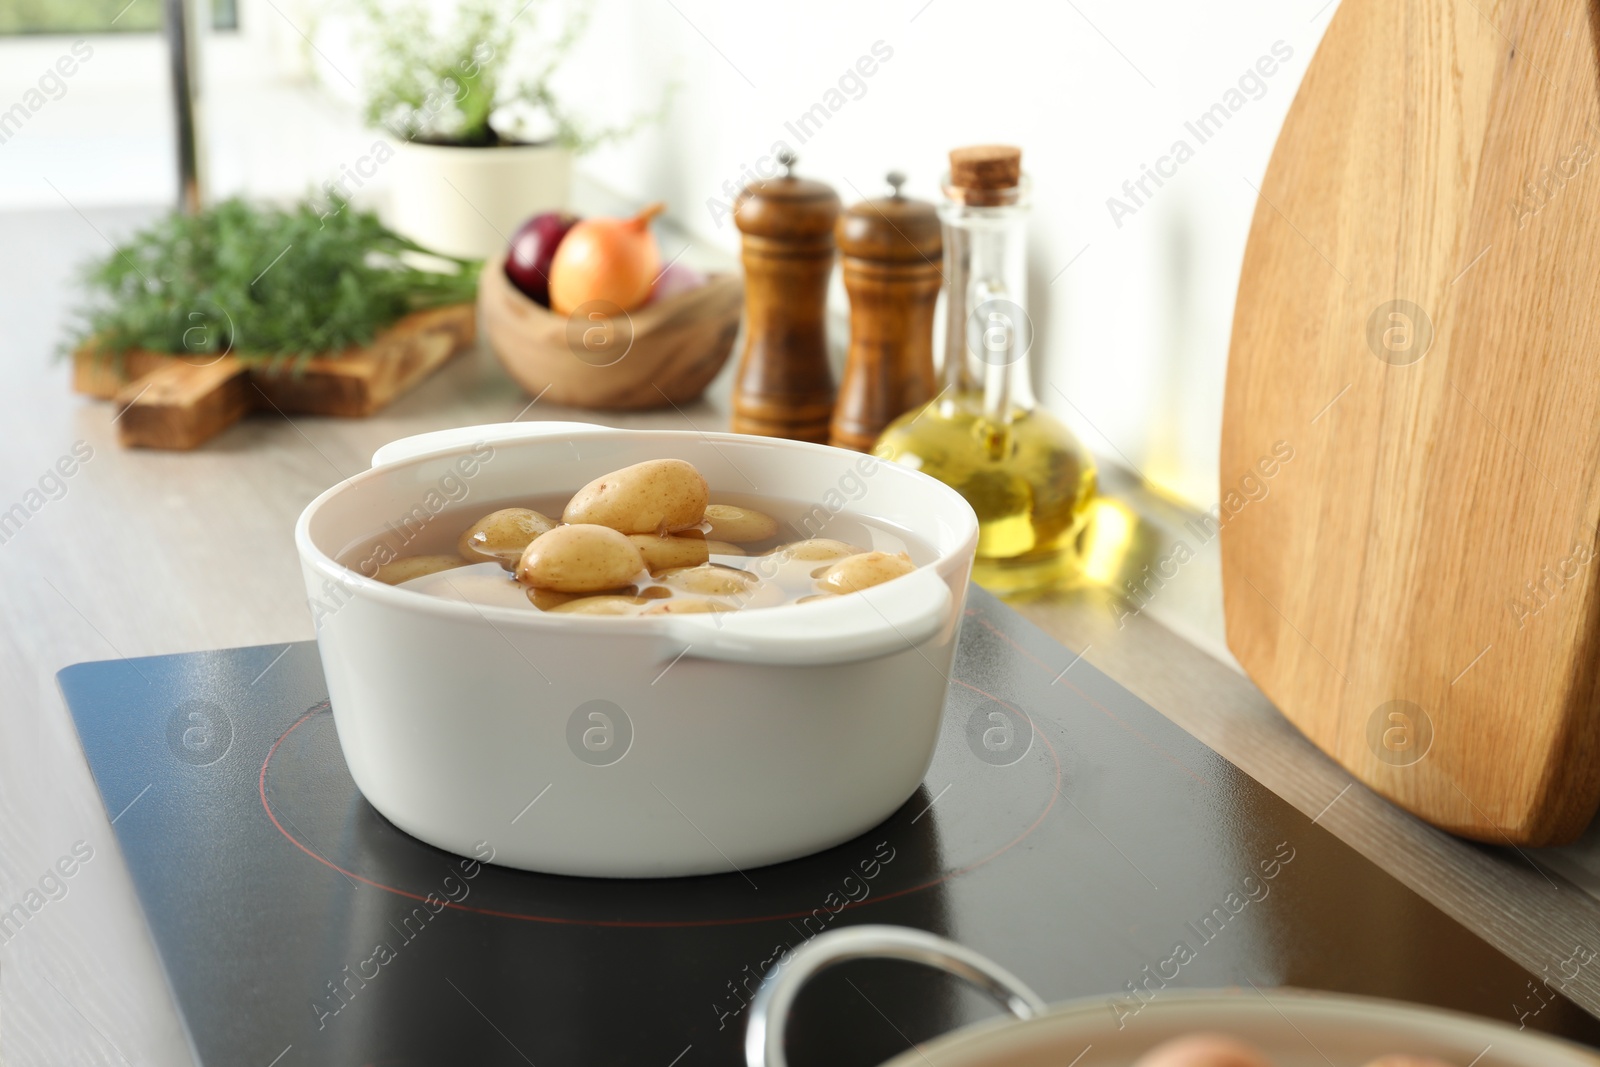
731, 151, 840, 442
831, 171, 943, 452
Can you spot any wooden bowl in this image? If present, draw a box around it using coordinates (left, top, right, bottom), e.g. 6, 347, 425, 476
479, 256, 742, 411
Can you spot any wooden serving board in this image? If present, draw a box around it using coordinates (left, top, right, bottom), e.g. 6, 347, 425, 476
74, 304, 476, 449
1221, 0, 1600, 845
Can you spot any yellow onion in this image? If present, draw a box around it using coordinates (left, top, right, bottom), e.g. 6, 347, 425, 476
548, 202, 665, 315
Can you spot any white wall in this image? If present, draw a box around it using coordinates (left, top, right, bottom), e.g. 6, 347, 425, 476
558, 0, 1336, 504
0, 0, 1336, 506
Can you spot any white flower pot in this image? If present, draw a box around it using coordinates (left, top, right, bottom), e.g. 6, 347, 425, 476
387, 140, 572, 260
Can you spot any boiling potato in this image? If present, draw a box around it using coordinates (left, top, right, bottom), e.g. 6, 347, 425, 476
549, 595, 648, 615
704, 540, 747, 556
780, 538, 863, 561
458, 508, 557, 567
797, 593, 836, 604
658, 564, 759, 597
528, 586, 637, 611
641, 596, 734, 615
816, 551, 916, 594
703, 503, 779, 543
374, 554, 470, 585
1132, 1034, 1273, 1067
563, 459, 708, 535
516, 524, 646, 593
629, 532, 711, 572
527, 587, 580, 611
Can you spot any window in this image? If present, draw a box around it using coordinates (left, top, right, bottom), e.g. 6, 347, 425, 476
0, 0, 238, 35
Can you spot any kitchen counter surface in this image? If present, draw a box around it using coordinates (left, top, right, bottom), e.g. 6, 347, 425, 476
5, 203, 1600, 1064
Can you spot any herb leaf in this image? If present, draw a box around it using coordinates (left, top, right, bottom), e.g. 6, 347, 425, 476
69, 197, 479, 362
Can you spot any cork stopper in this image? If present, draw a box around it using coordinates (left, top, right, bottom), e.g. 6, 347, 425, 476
947, 144, 1023, 206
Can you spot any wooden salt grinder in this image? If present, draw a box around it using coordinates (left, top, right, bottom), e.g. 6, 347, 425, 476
731, 152, 840, 442
831, 172, 943, 452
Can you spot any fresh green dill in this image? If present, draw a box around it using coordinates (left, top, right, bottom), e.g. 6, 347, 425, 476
69, 197, 478, 362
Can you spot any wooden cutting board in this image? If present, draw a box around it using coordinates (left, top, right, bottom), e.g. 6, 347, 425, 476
73, 304, 475, 450
1221, 0, 1600, 845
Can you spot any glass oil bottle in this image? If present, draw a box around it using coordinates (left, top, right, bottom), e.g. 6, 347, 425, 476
872, 146, 1097, 595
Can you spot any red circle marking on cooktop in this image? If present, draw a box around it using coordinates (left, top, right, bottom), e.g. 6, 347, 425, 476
259, 681, 1061, 929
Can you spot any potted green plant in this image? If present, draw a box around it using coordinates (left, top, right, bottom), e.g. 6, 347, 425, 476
354, 0, 663, 258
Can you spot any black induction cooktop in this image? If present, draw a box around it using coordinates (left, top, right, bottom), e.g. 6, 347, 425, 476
59, 587, 1600, 1066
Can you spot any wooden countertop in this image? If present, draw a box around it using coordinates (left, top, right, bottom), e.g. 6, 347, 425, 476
4, 204, 1599, 1064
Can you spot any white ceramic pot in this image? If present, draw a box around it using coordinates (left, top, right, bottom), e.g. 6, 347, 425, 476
388, 140, 572, 259
294, 421, 979, 878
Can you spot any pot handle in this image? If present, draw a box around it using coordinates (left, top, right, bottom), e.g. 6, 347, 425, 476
370, 421, 607, 469
662, 567, 953, 667
744, 925, 1047, 1067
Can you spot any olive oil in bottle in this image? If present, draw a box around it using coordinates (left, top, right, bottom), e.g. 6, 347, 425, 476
876, 394, 1095, 593
873, 146, 1097, 594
